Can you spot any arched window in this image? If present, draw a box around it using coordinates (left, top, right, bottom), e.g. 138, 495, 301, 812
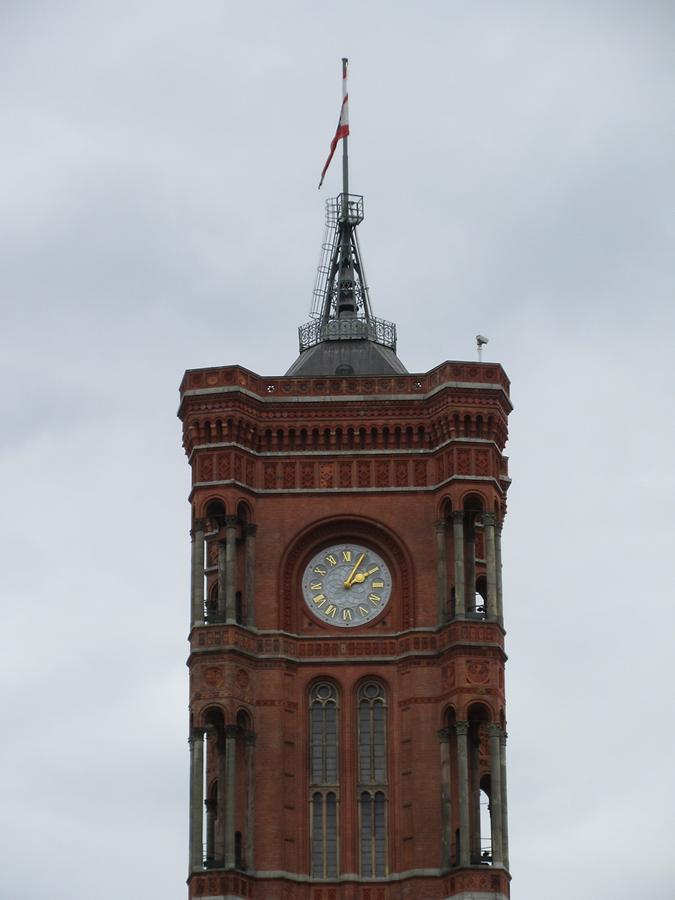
358, 682, 387, 877
310, 683, 339, 879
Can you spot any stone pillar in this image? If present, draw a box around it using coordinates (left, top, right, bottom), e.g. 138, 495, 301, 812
205, 797, 216, 863
245, 524, 257, 627
438, 728, 452, 868
225, 516, 238, 624
215, 730, 226, 862
495, 523, 504, 623
488, 724, 504, 866
455, 721, 470, 867
435, 520, 449, 624
217, 540, 227, 620
465, 516, 476, 614
189, 730, 204, 870
484, 513, 498, 621
500, 731, 510, 870
245, 732, 256, 869
469, 725, 481, 862
191, 519, 205, 627
224, 724, 237, 868
451, 512, 465, 618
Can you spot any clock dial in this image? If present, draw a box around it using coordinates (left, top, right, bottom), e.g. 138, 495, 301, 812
302, 543, 392, 628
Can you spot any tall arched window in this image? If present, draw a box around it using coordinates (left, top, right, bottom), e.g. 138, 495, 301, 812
309, 683, 339, 879
358, 682, 387, 877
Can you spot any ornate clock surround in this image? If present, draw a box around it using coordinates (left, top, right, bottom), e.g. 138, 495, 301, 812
281, 516, 413, 633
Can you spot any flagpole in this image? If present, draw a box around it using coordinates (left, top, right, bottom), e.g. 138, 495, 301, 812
341, 57, 349, 212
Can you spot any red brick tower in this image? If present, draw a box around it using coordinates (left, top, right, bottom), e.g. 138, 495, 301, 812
179, 181, 513, 899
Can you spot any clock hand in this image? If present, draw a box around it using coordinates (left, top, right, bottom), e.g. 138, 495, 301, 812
350, 567, 380, 585
343, 553, 365, 588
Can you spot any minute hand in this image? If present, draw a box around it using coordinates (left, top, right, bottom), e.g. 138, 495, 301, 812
344, 553, 365, 588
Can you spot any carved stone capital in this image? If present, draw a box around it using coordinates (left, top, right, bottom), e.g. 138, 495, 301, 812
245, 732, 257, 747
224, 724, 239, 740
487, 723, 502, 737
245, 523, 258, 538
435, 520, 447, 534
500, 731, 508, 747
451, 510, 464, 525
189, 729, 205, 746
193, 517, 206, 533
483, 513, 496, 528
437, 727, 451, 742
224, 515, 238, 530
455, 720, 469, 736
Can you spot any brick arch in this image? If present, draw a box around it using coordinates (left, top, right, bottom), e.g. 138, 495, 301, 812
196, 702, 230, 729
197, 495, 228, 520
280, 515, 414, 633
464, 699, 496, 724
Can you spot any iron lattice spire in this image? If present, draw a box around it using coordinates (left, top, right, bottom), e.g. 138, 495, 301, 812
290, 58, 403, 375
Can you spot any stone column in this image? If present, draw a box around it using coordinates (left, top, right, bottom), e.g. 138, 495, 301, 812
224, 724, 237, 868
435, 520, 449, 624
215, 730, 226, 862
205, 798, 216, 864
500, 731, 510, 871
245, 524, 257, 627
245, 732, 256, 869
484, 513, 498, 621
217, 540, 227, 620
488, 724, 503, 866
451, 512, 465, 618
455, 721, 470, 867
191, 519, 205, 627
495, 523, 504, 623
465, 516, 476, 614
189, 730, 204, 870
224, 516, 238, 624
438, 728, 452, 868
469, 726, 481, 862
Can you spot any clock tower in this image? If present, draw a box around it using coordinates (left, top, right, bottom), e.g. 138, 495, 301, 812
179, 92, 513, 900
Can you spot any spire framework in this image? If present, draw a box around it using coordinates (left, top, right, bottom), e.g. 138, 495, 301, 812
297, 193, 397, 355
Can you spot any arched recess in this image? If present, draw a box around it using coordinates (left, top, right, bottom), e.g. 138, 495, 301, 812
280, 516, 413, 634
462, 493, 486, 618
440, 705, 459, 867
202, 706, 227, 867
234, 708, 255, 871
467, 702, 492, 865
192, 497, 257, 628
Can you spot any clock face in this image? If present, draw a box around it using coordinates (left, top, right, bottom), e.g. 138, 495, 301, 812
302, 543, 392, 628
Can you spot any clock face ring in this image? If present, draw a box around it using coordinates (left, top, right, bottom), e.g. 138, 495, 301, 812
302, 542, 392, 628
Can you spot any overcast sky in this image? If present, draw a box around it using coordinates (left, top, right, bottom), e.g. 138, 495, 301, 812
2, 3, 674, 899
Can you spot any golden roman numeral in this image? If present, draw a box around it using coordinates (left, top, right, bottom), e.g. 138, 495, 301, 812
371, 580, 385, 589
313, 594, 327, 607
325, 554, 338, 567
342, 608, 353, 621
358, 605, 369, 617
342, 550, 352, 562
314, 566, 327, 576
368, 593, 381, 604
310, 581, 323, 591
325, 604, 337, 618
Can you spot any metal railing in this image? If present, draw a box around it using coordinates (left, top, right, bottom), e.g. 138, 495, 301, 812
298, 316, 397, 353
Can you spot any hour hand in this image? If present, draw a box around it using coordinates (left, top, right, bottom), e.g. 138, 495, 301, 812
350, 567, 379, 585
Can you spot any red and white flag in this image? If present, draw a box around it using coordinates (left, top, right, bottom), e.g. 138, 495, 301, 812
318, 61, 350, 189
